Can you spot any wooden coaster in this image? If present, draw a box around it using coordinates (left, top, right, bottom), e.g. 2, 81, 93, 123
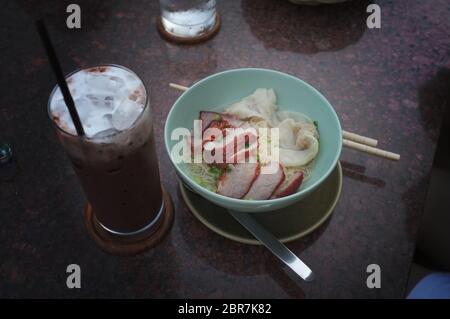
157, 13, 221, 44
84, 188, 174, 255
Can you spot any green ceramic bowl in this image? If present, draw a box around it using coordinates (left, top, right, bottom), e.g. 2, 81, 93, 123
164, 68, 342, 213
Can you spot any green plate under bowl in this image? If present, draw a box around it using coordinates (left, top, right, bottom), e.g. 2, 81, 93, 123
179, 162, 343, 245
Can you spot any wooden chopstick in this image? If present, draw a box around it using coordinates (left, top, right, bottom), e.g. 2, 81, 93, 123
169, 82, 399, 161
342, 131, 377, 147
169, 83, 189, 91
343, 139, 400, 161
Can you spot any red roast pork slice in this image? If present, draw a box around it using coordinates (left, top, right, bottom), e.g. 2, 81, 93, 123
199, 111, 221, 132
245, 163, 285, 200
272, 171, 304, 198
217, 163, 260, 199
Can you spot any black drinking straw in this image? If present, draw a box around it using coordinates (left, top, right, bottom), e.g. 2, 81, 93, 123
36, 19, 85, 136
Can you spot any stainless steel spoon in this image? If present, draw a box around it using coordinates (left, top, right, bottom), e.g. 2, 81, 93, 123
228, 210, 314, 282
180, 181, 314, 281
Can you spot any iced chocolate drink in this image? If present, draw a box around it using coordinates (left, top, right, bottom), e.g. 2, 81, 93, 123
48, 65, 163, 236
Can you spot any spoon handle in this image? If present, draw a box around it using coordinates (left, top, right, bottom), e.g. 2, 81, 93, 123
228, 210, 314, 282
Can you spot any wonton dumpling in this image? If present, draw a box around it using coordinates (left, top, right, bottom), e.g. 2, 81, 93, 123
278, 119, 298, 149
277, 110, 311, 124
225, 89, 279, 126
277, 113, 318, 139
279, 134, 319, 167
277, 118, 319, 166
225, 88, 319, 167
278, 119, 319, 149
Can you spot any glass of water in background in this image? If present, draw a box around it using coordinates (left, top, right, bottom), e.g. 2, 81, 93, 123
158, 0, 219, 41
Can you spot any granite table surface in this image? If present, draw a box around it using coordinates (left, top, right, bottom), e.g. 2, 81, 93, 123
1, 0, 449, 298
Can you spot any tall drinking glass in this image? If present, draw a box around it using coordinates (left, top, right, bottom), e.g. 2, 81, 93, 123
158, 0, 218, 39
48, 64, 164, 237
